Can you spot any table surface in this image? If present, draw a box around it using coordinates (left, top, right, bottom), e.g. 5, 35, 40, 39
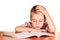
0, 31, 60, 40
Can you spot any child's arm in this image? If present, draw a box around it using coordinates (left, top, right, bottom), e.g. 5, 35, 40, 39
42, 10, 56, 34
15, 26, 47, 33
15, 26, 32, 33
46, 13, 56, 34
15, 26, 39, 33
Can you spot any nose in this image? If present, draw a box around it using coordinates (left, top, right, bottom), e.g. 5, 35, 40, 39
36, 21, 39, 26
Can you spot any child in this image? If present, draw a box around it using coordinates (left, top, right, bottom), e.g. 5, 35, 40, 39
15, 5, 56, 34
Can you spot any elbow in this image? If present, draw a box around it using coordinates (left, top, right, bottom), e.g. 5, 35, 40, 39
15, 26, 21, 33
48, 28, 56, 34
15, 26, 19, 33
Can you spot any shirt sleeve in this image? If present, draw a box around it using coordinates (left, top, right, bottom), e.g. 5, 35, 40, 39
25, 22, 32, 28
20, 22, 32, 28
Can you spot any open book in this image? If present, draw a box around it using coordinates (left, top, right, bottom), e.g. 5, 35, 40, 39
14, 31, 54, 38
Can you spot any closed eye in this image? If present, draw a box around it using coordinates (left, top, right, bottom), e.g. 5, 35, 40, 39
39, 20, 43, 22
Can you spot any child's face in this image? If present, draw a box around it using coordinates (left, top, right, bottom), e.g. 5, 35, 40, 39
31, 13, 44, 29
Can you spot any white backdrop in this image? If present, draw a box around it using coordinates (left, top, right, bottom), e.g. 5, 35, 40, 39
0, 0, 60, 32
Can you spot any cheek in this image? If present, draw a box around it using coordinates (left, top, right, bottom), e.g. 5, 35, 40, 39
39, 22, 44, 27
32, 22, 36, 27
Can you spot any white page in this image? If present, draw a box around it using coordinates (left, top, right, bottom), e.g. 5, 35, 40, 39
14, 32, 33, 38
14, 31, 54, 38
31, 31, 54, 37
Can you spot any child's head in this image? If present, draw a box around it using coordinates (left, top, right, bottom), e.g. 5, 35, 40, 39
30, 5, 46, 29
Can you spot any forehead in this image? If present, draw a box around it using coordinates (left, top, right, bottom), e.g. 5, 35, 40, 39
32, 13, 44, 20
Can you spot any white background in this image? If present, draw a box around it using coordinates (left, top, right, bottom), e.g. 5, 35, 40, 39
0, 0, 60, 32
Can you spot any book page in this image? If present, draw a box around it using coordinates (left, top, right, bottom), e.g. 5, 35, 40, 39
14, 32, 34, 38
14, 31, 54, 38
31, 31, 54, 37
